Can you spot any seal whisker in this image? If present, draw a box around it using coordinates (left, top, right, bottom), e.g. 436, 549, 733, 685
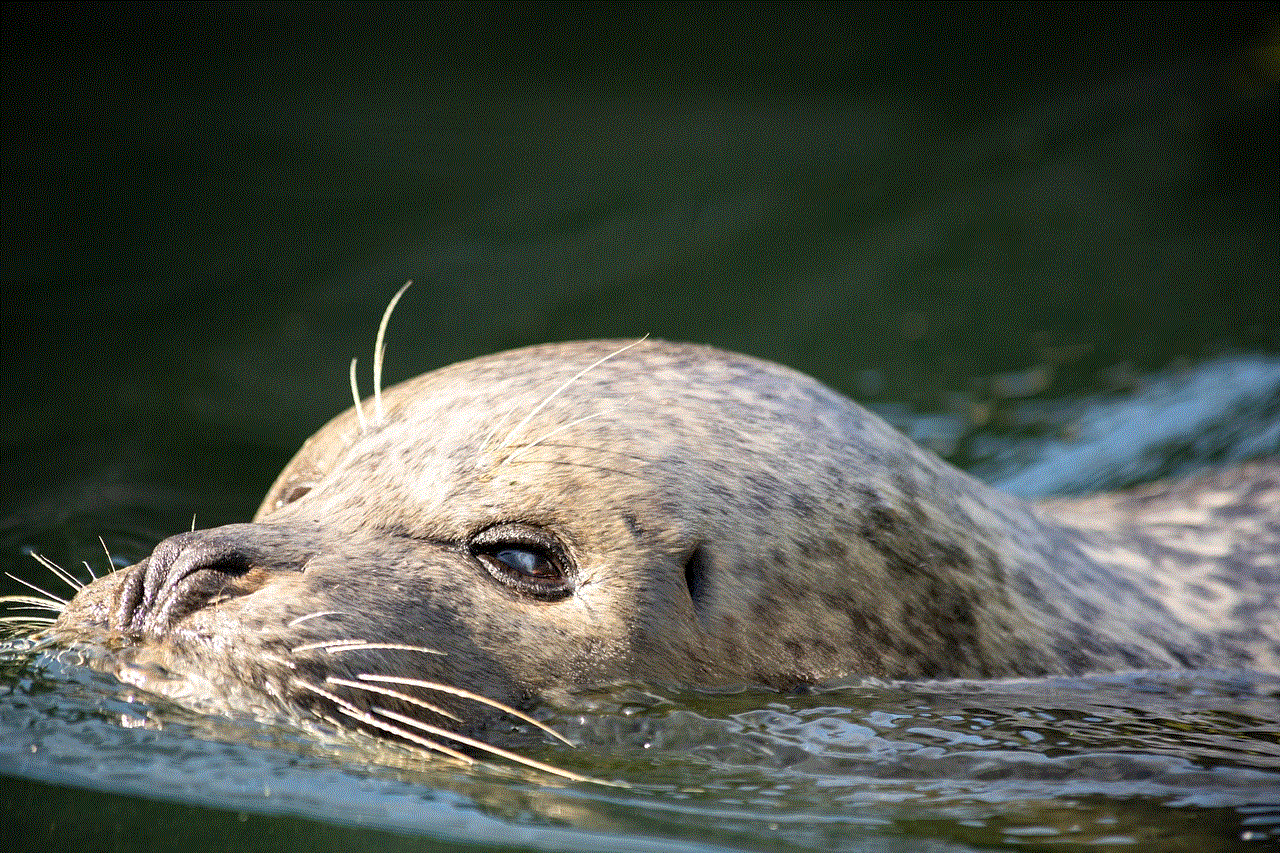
295, 679, 475, 764
500, 459, 647, 480
476, 401, 523, 459
29, 553, 83, 592
339, 706, 475, 764
291, 638, 372, 653
0, 591, 61, 636
356, 673, 574, 746
349, 357, 367, 433
320, 642, 447, 656
325, 675, 461, 722
96, 536, 117, 577
286, 611, 350, 628
493, 336, 648, 452
373, 281, 412, 425
0, 607, 59, 620
4, 572, 68, 606
367, 704, 601, 785
0, 617, 57, 639
510, 441, 658, 465
0, 595, 65, 612
498, 397, 636, 468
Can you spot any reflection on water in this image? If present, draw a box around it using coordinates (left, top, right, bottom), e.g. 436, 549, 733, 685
978, 355, 1280, 497
3, 643, 1277, 852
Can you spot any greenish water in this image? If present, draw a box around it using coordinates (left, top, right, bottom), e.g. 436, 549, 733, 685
3, 648, 1279, 853
2, 5, 1278, 852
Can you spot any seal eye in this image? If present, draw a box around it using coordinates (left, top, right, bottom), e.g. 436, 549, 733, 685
469, 524, 573, 601
487, 546, 559, 580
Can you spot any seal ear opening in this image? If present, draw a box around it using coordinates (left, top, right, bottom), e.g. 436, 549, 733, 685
683, 545, 710, 616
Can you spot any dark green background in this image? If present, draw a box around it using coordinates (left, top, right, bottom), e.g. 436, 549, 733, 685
3, 0, 1278, 588
2, 4, 1278, 850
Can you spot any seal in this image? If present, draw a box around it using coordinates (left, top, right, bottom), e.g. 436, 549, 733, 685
24, 338, 1280, 759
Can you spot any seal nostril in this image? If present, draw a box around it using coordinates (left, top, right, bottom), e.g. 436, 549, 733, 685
113, 531, 257, 636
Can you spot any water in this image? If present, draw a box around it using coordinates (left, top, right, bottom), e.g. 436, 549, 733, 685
3, 647, 1278, 852
3, 6, 1278, 852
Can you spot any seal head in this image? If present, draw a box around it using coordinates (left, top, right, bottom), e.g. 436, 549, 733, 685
50, 340, 1280, 737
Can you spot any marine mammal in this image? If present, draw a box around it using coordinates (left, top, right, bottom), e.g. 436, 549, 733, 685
22, 338, 1280, 756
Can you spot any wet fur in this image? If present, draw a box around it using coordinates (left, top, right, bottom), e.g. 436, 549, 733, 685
23, 339, 1280, 761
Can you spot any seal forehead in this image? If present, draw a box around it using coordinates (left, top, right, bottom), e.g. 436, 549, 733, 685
383, 339, 869, 458
262, 338, 880, 550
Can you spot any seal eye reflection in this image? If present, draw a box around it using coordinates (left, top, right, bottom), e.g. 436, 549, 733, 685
492, 547, 557, 580
475, 545, 571, 600
469, 523, 575, 600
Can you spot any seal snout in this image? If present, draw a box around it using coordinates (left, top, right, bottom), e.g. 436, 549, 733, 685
113, 529, 274, 636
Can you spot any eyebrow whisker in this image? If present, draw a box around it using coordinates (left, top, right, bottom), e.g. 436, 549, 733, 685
494, 336, 648, 452
499, 398, 635, 468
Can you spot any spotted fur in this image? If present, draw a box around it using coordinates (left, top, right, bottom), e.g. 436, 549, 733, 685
42, 340, 1280, 746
